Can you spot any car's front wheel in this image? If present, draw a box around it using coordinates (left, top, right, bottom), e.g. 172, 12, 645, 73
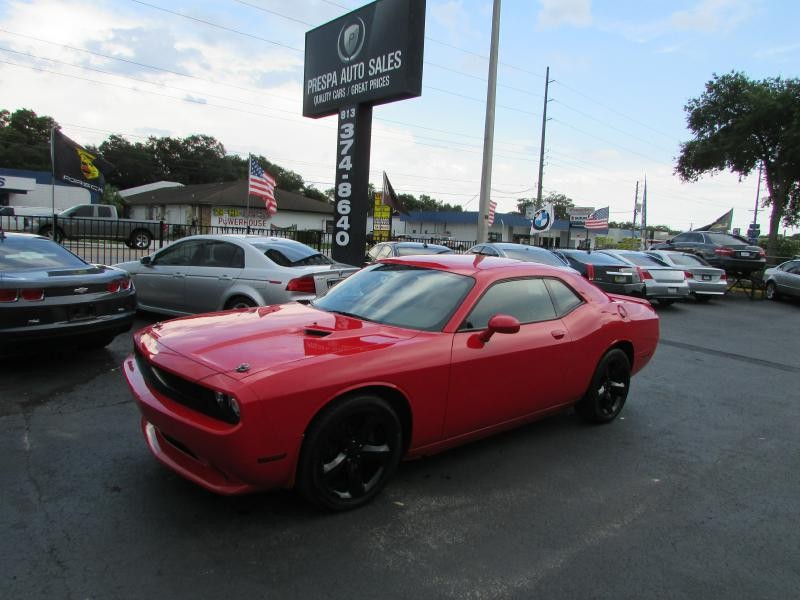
224, 296, 256, 310
296, 394, 403, 511
576, 349, 631, 424
765, 281, 779, 301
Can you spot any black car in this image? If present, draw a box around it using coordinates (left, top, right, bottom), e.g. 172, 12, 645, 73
365, 241, 453, 265
0, 232, 136, 356
552, 249, 645, 297
652, 231, 766, 275
466, 242, 572, 268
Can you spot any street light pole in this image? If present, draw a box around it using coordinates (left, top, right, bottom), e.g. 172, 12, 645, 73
477, 0, 501, 243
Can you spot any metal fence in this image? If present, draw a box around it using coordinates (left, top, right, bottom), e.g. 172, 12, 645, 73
0, 215, 479, 266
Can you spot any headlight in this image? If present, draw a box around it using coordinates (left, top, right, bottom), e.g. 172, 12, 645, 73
214, 391, 240, 422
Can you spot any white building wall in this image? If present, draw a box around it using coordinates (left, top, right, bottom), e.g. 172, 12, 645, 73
5, 181, 90, 212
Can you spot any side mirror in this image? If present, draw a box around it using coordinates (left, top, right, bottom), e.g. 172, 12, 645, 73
477, 314, 520, 343
140, 256, 152, 266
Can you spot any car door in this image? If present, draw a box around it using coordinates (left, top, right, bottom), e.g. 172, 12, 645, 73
445, 277, 574, 438
183, 240, 245, 313
779, 261, 800, 296
133, 239, 204, 313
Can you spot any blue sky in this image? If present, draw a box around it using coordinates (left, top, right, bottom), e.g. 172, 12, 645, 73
1, 0, 798, 234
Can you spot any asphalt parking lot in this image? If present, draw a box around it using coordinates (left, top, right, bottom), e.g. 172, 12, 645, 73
2, 294, 799, 599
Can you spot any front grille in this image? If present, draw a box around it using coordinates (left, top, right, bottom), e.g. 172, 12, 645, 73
134, 346, 239, 424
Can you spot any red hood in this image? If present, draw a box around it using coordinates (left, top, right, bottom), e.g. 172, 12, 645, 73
138, 303, 419, 379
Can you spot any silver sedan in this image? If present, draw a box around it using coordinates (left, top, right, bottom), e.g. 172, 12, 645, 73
598, 249, 690, 305
645, 250, 728, 302
764, 259, 800, 300
115, 234, 358, 316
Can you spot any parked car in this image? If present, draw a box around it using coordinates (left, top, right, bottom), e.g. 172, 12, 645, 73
32, 204, 162, 249
466, 242, 572, 269
124, 254, 659, 511
365, 241, 453, 264
598, 250, 690, 305
0, 232, 136, 356
651, 231, 766, 275
551, 249, 645, 297
645, 250, 727, 302
764, 259, 800, 300
115, 234, 358, 316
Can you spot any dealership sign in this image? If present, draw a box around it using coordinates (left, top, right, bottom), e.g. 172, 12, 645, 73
304, 0, 425, 266
303, 0, 425, 118
568, 207, 594, 226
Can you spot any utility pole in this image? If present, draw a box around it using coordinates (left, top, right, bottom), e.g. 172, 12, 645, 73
477, 0, 501, 243
536, 66, 551, 207
631, 180, 639, 241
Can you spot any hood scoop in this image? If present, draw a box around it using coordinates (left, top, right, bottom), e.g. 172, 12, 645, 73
304, 325, 334, 337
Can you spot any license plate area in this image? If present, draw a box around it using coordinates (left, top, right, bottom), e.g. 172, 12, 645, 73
702, 275, 711, 281
68, 303, 96, 321
668, 287, 678, 294
739, 251, 751, 257
613, 275, 628, 283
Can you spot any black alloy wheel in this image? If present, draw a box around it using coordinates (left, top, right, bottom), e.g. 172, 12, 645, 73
297, 395, 403, 511
224, 296, 256, 310
576, 349, 631, 424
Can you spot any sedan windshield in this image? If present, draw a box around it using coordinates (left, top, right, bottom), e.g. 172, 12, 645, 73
312, 263, 474, 331
0, 236, 88, 272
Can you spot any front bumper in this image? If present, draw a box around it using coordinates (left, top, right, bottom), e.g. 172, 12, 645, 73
123, 353, 295, 495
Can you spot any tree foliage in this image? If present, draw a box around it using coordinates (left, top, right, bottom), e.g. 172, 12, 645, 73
675, 72, 800, 260
0, 108, 56, 171
516, 192, 575, 219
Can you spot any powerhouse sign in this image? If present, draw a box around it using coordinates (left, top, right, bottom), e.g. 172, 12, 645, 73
303, 0, 425, 118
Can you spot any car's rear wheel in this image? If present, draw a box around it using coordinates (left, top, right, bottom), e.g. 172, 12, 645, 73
224, 296, 256, 310
576, 349, 631, 424
297, 394, 403, 511
129, 230, 152, 250
39, 226, 64, 243
765, 282, 779, 301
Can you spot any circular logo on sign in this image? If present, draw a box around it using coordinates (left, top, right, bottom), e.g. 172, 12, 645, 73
532, 208, 552, 231
337, 17, 366, 63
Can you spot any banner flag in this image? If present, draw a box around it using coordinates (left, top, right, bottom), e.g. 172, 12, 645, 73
698, 209, 733, 232
530, 202, 555, 233
382, 172, 409, 214
52, 129, 113, 194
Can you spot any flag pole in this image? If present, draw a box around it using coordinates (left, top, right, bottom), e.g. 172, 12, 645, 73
50, 127, 58, 238
246, 154, 251, 234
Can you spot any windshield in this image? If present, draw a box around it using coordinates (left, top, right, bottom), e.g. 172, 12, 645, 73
561, 251, 629, 266
251, 241, 334, 267
0, 235, 88, 272
706, 233, 750, 246
312, 263, 474, 331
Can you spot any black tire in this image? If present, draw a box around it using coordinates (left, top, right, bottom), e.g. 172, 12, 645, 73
129, 230, 152, 250
39, 226, 64, 243
296, 394, 403, 511
576, 349, 631, 424
224, 296, 256, 310
765, 282, 779, 301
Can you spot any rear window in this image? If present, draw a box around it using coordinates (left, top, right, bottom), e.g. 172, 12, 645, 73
251, 241, 334, 267
0, 235, 88, 272
705, 233, 749, 246
501, 248, 568, 267
561, 251, 629, 266
396, 246, 452, 256
617, 252, 668, 267
667, 253, 707, 267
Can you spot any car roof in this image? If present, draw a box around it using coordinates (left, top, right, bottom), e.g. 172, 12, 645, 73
165, 234, 316, 248
380, 253, 572, 277
388, 241, 452, 251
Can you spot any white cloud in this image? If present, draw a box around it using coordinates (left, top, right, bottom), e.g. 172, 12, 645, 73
537, 0, 592, 29
670, 0, 754, 33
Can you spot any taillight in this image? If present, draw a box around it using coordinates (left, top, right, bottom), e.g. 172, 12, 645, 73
757, 248, 765, 257
21, 288, 45, 301
0, 289, 19, 302
637, 267, 653, 280
684, 271, 694, 279
286, 275, 316, 293
720, 272, 727, 281
585, 264, 595, 280
714, 247, 733, 256
107, 280, 120, 293
120, 278, 132, 290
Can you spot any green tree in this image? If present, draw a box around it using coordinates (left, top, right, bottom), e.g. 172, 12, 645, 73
517, 192, 575, 219
676, 72, 800, 260
0, 108, 58, 171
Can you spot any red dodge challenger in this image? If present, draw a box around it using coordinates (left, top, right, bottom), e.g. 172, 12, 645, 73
124, 254, 659, 511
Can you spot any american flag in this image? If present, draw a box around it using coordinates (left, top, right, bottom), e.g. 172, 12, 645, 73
584, 206, 609, 230
488, 200, 497, 226
249, 157, 277, 215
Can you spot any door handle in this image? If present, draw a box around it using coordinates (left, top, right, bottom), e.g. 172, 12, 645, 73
551, 329, 566, 339
172, 273, 185, 279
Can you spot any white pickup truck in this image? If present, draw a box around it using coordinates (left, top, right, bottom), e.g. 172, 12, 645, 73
34, 204, 163, 249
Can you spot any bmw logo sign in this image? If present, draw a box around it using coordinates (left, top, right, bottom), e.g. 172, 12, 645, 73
532, 208, 552, 231
338, 18, 366, 63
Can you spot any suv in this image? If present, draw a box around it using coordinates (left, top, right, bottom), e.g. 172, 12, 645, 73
652, 231, 765, 275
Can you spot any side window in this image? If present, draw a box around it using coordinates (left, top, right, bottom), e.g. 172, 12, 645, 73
786, 262, 800, 274
378, 245, 393, 259
367, 244, 383, 260
153, 240, 204, 266
467, 245, 483, 255
544, 278, 584, 317
97, 206, 113, 218
71, 205, 94, 217
199, 241, 243, 268
480, 246, 499, 256
461, 278, 557, 330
